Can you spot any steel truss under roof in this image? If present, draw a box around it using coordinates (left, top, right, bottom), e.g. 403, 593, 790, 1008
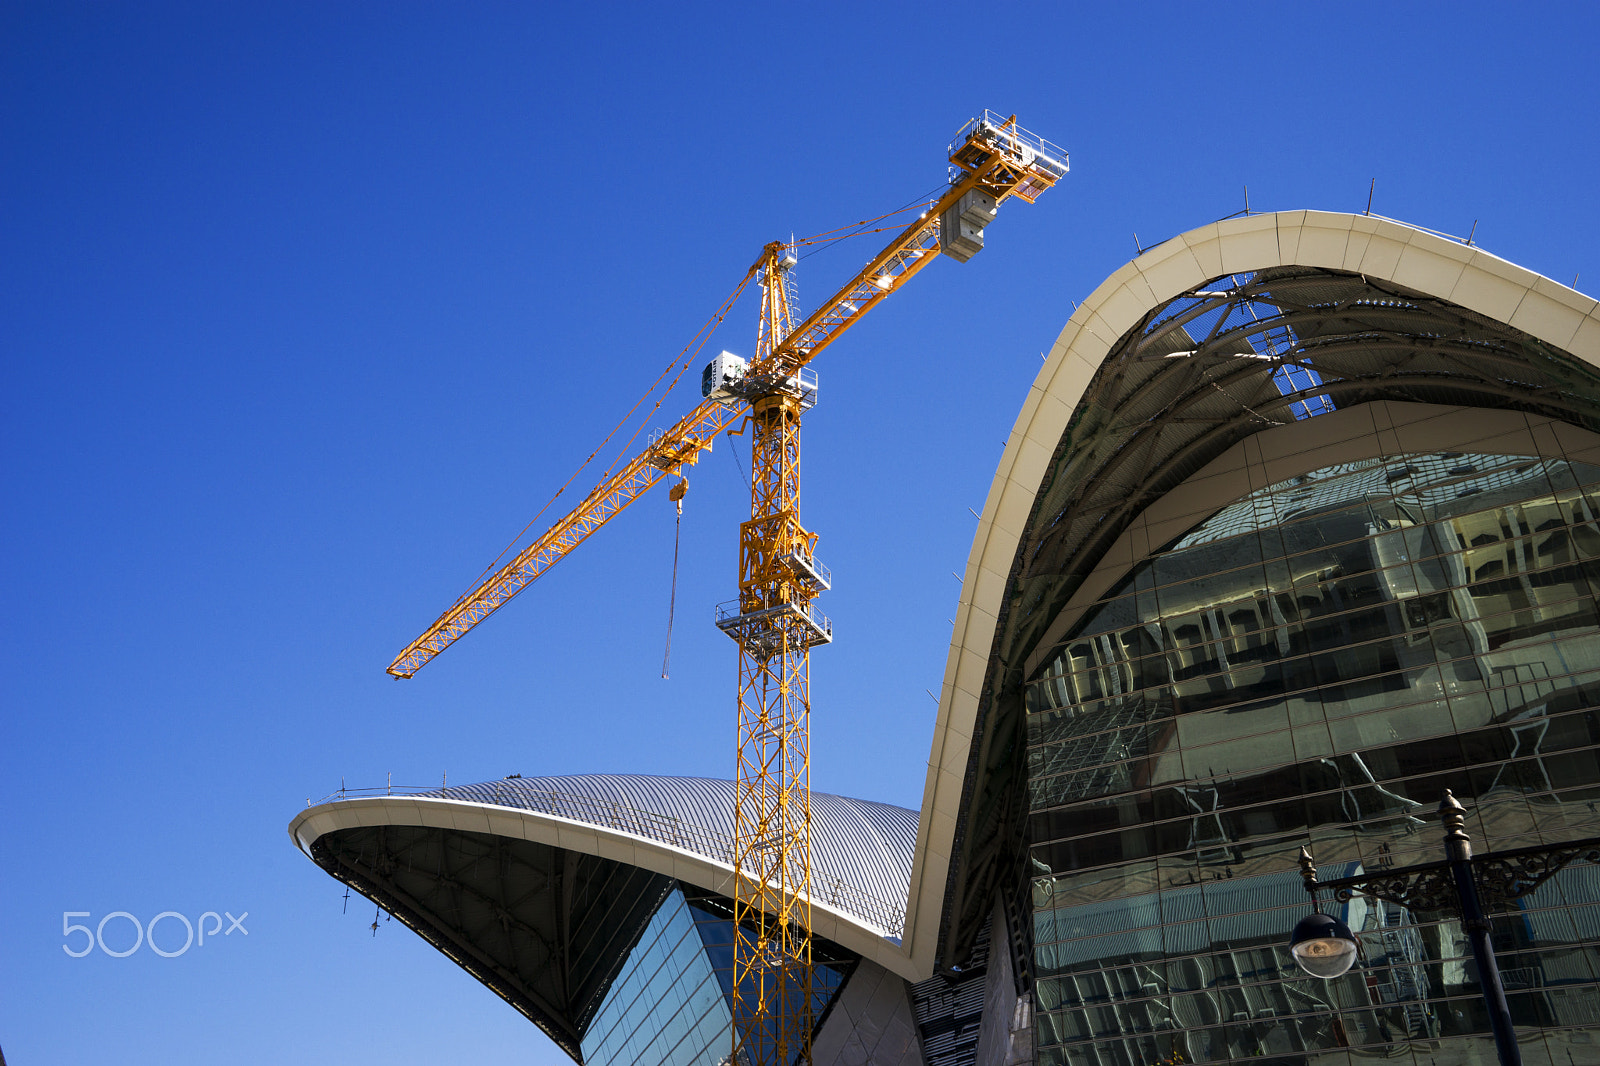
1017, 266, 1600, 667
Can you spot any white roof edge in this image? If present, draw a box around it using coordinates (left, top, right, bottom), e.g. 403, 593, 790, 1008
901, 209, 1600, 974
289, 796, 922, 983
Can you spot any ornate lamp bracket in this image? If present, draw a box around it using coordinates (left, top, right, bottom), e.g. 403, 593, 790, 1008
1307, 838, 1600, 913
1327, 863, 1455, 911
1295, 793, 1600, 1066
1471, 841, 1600, 906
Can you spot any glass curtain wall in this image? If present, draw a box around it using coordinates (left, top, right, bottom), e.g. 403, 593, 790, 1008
1026, 452, 1600, 1066
582, 884, 855, 1066
582, 887, 734, 1066
681, 887, 855, 1064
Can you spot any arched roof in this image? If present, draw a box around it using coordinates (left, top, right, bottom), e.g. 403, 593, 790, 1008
289, 773, 920, 983
907, 210, 1600, 975
422, 773, 917, 935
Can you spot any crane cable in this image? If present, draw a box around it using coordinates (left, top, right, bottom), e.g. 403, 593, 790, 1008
661, 477, 689, 678
790, 186, 946, 261
654, 193, 935, 677
460, 271, 755, 602
789, 186, 944, 247
461, 189, 937, 603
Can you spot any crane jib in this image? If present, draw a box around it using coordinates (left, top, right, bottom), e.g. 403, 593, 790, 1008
388, 112, 1064, 679
386, 400, 739, 677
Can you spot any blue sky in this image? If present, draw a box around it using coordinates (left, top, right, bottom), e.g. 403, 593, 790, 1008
3, 3, 1596, 1062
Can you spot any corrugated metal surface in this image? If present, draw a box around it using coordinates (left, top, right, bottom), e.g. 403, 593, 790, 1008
416, 774, 916, 937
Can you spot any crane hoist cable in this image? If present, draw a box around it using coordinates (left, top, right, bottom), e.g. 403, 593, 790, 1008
661, 477, 688, 679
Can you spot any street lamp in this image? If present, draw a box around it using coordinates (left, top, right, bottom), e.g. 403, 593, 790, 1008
1291, 791, 1600, 1066
1287, 909, 1358, 979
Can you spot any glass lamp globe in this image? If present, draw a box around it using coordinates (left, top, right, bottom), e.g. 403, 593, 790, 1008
1289, 912, 1358, 979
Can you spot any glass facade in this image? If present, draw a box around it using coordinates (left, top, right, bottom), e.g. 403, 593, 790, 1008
1026, 451, 1600, 1066
582, 887, 733, 1066
680, 886, 854, 1058
582, 884, 854, 1066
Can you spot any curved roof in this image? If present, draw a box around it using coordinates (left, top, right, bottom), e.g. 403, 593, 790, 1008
908, 210, 1600, 974
421, 773, 917, 936
290, 773, 921, 982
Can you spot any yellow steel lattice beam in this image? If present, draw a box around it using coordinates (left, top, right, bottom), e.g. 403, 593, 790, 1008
730, 250, 816, 1066
388, 118, 1061, 678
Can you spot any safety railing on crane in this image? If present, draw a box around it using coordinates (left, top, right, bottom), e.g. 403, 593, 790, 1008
948, 110, 1069, 200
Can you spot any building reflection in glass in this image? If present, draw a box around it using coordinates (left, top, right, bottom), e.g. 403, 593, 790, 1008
1026, 452, 1600, 1066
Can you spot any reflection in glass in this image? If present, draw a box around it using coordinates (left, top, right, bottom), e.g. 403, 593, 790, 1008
1026, 453, 1600, 1065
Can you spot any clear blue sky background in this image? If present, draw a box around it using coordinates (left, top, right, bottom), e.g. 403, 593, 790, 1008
3, 3, 1596, 1062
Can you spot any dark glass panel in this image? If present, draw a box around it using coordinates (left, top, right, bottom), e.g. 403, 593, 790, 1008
1026, 451, 1600, 1066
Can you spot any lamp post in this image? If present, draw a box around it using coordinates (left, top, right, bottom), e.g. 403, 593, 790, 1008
1291, 791, 1600, 1066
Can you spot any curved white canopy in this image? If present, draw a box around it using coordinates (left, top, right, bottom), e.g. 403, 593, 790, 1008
905, 210, 1600, 976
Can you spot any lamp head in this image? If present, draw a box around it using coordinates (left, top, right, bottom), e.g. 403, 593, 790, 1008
1289, 911, 1358, 979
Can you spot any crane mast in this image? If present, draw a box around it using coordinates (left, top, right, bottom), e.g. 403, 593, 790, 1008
385, 112, 1067, 1066
721, 244, 822, 1066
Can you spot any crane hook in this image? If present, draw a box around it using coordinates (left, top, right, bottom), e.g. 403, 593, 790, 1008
668, 476, 689, 516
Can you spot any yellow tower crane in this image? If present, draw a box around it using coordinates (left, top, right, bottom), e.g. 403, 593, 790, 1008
387, 112, 1066, 1066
